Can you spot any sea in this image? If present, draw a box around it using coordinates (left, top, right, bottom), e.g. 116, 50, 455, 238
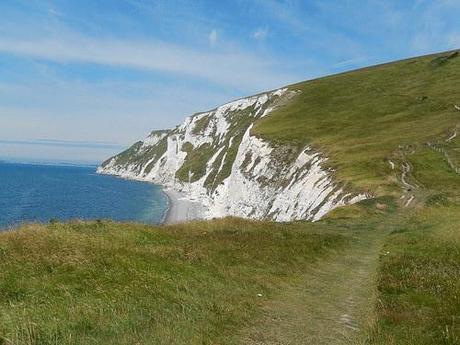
0, 162, 168, 230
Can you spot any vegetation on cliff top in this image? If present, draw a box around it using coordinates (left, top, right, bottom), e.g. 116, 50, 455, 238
254, 50, 460, 196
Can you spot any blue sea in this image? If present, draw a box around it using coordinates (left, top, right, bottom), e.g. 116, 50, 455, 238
0, 162, 168, 230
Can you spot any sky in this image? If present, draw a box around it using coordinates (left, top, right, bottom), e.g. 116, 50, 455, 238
0, 0, 459, 164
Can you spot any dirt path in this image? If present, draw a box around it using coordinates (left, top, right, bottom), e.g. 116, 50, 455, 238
239, 225, 392, 345
400, 161, 418, 191
399, 159, 421, 207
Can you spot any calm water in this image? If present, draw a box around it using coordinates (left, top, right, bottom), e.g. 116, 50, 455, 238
0, 162, 168, 229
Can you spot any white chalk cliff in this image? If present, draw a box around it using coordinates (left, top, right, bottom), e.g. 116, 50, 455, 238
97, 88, 367, 221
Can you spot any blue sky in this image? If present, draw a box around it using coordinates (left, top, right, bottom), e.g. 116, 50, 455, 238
0, 0, 459, 164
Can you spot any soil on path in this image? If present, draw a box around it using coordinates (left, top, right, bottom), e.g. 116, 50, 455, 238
240, 221, 395, 345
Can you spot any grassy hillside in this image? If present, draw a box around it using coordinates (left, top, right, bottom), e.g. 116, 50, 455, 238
254, 50, 460, 196
0, 51, 459, 344
371, 206, 460, 345
0, 200, 401, 345
1, 204, 457, 344
369, 140, 460, 344
0, 219, 346, 344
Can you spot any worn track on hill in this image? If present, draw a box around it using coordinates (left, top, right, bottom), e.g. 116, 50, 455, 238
240, 221, 395, 345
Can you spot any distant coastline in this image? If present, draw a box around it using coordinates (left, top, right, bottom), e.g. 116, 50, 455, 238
160, 189, 172, 224
0, 159, 99, 168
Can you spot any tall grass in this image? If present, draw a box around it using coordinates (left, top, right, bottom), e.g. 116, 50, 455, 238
369, 206, 460, 345
0, 219, 344, 345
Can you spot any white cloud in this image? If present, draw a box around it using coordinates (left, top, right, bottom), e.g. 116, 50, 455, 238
0, 78, 236, 144
209, 29, 218, 45
0, 15, 299, 163
0, 31, 294, 91
252, 28, 268, 40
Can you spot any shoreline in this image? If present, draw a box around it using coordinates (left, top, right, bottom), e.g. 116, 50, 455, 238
160, 189, 172, 224
96, 169, 205, 225
161, 188, 205, 224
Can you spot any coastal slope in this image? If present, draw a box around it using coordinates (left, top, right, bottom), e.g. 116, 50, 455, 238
98, 90, 367, 222
99, 50, 459, 223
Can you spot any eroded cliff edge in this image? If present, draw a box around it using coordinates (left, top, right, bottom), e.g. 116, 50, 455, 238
97, 88, 367, 221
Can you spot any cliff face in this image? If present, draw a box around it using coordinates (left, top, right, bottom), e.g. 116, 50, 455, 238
98, 88, 366, 221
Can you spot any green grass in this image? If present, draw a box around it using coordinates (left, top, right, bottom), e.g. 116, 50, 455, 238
0, 219, 345, 345
371, 206, 460, 345
367, 131, 460, 344
101, 141, 143, 167
409, 146, 460, 204
175, 143, 215, 182
192, 114, 212, 135
254, 51, 460, 196
100, 132, 169, 174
